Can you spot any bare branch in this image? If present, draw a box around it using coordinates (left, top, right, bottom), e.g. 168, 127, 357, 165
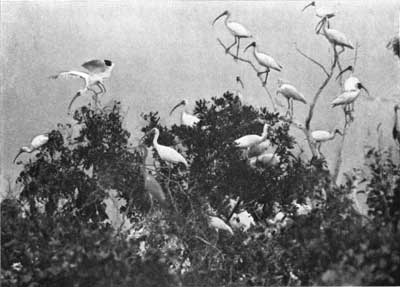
217, 38, 277, 112
294, 43, 329, 77
194, 235, 222, 253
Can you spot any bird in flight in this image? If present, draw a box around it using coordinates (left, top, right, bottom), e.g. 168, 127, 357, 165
50, 59, 114, 113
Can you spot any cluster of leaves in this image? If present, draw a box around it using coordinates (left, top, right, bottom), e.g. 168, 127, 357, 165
2, 95, 399, 286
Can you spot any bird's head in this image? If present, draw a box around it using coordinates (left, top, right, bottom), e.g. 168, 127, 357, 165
334, 129, 343, 136
357, 82, 370, 97
212, 10, 229, 26
395, 104, 400, 111
302, 1, 316, 12
104, 59, 113, 66
335, 65, 354, 80
236, 76, 244, 89
169, 99, 188, 115
244, 42, 256, 53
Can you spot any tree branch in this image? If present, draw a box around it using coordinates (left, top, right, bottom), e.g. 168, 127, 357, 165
217, 38, 277, 112
294, 43, 329, 77
194, 235, 221, 253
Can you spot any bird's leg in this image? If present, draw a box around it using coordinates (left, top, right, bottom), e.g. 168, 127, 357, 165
99, 82, 106, 94
262, 70, 270, 87
225, 37, 238, 54
285, 98, 291, 117
257, 71, 268, 76
290, 98, 294, 117
235, 37, 240, 60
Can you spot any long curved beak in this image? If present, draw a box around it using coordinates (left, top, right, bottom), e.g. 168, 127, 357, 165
336, 65, 353, 80
302, 2, 313, 12
236, 76, 244, 89
13, 150, 23, 163
359, 84, 370, 97
212, 11, 227, 26
67, 91, 82, 114
170, 101, 185, 116
244, 42, 255, 53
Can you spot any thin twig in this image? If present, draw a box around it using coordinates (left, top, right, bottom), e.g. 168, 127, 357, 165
194, 235, 222, 253
294, 43, 329, 77
217, 38, 277, 112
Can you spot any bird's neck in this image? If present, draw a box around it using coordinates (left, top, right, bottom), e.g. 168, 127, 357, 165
395, 110, 399, 130
25, 146, 34, 153
152, 131, 159, 148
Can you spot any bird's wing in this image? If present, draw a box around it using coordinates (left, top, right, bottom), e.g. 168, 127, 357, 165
82, 59, 107, 73
31, 134, 49, 148
227, 22, 252, 37
328, 29, 353, 48
50, 71, 89, 82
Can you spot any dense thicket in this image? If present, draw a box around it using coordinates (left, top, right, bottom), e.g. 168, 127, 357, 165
2, 95, 399, 286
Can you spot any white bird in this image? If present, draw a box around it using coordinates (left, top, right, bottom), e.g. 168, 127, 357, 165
256, 152, 281, 167
150, 128, 189, 168
311, 129, 342, 153
234, 124, 269, 148
170, 99, 200, 127
50, 59, 114, 113
331, 81, 369, 111
276, 80, 307, 116
230, 211, 255, 231
244, 42, 282, 86
14, 134, 49, 163
209, 216, 234, 235
212, 10, 252, 59
292, 199, 313, 216
247, 140, 271, 158
138, 145, 167, 207
316, 18, 353, 51
302, 1, 336, 20
335, 65, 365, 92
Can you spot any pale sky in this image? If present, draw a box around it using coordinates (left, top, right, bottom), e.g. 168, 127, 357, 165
1, 0, 399, 185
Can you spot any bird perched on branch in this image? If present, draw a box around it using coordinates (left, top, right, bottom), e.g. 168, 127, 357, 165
316, 17, 353, 51
150, 128, 189, 168
50, 59, 114, 113
208, 216, 234, 235
302, 1, 336, 22
276, 79, 307, 116
244, 42, 282, 86
331, 81, 369, 110
311, 129, 343, 154
170, 99, 200, 127
212, 10, 252, 59
234, 124, 269, 149
14, 134, 49, 163
137, 145, 167, 208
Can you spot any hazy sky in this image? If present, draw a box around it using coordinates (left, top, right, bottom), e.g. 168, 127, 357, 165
1, 0, 399, 185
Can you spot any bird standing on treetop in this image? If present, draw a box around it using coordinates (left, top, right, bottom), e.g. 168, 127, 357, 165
302, 1, 336, 28
234, 124, 269, 149
212, 10, 252, 60
137, 145, 167, 208
244, 42, 282, 86
331, 81, 369, 112
150, 128, 189, 168
311, 129, 343, 154
208, 216, 234, 235
336, 65, 365, 92
170, 99, 200, 127
316, 17, 353, 51
14, 134, 49, 163
393, 105, 400, 145
50, 59, 114, 113
276, 79, 307, 116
